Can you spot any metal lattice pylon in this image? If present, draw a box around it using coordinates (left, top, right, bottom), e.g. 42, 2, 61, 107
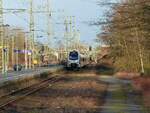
29, 0, 35, 69
46, 0, 52, 46
0, 0, 4, 73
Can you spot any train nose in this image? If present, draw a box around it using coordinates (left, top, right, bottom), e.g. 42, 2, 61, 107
71, 63, 78, 68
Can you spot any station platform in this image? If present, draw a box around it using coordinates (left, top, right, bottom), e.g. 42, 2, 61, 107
0, 65, 63, 85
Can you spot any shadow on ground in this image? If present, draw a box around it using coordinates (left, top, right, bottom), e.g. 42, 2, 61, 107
63, 64, 115, 75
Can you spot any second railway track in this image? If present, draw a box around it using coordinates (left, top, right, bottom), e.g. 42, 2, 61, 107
0, 75, 62, 110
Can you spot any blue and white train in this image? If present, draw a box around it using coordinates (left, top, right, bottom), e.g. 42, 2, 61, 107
66, 50, 88, 69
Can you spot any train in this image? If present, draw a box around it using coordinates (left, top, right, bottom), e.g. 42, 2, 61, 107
66, 50, 89, 69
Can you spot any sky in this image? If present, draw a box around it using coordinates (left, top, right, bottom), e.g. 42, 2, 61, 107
52, 0, 108, 46
3, 0, 117, 47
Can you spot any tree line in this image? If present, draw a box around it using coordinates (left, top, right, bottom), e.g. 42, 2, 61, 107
98, 0, 150, 74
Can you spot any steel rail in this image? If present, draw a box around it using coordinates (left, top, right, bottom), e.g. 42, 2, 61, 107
0, 76, 61, 110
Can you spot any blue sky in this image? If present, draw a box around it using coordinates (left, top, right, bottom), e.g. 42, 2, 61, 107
52, 0, 106, 45
3, 0, 117, 46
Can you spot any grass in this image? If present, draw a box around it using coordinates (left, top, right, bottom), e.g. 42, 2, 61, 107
111, 86, 126, 112
12, 74, 108, 113
112, 89, 125, 100
131, 80, 150, 113
0, 71, 54, 99
123, 83, 150, 113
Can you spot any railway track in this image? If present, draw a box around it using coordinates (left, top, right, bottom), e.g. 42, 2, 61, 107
0, 75, 62, 110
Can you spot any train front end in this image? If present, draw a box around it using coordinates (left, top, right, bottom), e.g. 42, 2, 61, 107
67, 50, 80, 69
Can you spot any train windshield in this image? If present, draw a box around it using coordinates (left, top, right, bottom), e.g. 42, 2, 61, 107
69, 51, 79, 60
